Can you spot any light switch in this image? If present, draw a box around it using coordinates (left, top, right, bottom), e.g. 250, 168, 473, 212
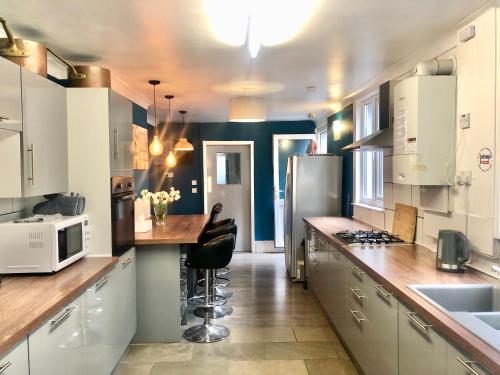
192, 187, 198, 194
166, 172, 174, 178
192, 180, 197, 186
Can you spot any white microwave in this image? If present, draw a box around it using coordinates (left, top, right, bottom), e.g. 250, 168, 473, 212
0, 214, 90, 274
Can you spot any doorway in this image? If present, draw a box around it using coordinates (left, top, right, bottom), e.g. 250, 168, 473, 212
272, 134, 316, 248
203, 141, 254, 252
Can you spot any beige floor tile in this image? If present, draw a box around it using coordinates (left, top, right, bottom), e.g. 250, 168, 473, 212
150, 359, 228, 375
305, 358, 359, 375
254, 317, 329, 328
264, 342, 338, 360
229, 327, 296, 343
123, 343, 194, 363
192, 342, 265, 361
227, 360, 308, 375
292, 326, 339, 342
114, 363, 153, 375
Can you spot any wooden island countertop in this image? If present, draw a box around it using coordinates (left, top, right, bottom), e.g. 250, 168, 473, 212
304, 216, 500, 374
134, 214, 210, 245
0, 256, 117, 357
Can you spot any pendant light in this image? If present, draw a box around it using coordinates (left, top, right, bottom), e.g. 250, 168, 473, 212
174, 110, 194, 151
148, 80, 164, 156
164, 95, 177, 168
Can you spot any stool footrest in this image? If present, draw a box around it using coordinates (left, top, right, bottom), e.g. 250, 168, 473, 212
188, 294, 227, 307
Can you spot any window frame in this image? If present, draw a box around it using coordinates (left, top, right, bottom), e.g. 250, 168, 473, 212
355, 93, 384, 208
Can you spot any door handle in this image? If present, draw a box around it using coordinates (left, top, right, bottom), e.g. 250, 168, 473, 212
95, 274, 111, 290
350, 287, 367, 301
27, 144, 35, 185
114, 124, 119, 159
456, 357, 480, 375
51, 305, 76, 328
0, 361, 12, 373
349, 309, 366, 324
403, 308, 432, 334
122, 256, 135, 267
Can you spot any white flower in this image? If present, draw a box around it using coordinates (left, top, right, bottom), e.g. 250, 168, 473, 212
169, 197, 174, 203
153, 198, 160, 205
174, 195, 180, 201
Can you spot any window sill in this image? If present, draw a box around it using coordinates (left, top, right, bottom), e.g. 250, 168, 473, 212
352, 202, 384, 213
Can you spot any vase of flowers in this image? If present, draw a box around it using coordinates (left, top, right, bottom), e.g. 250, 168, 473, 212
140, 187, 181, 225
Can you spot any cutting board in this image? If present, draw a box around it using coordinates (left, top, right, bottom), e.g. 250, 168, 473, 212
392, 203, 418, 243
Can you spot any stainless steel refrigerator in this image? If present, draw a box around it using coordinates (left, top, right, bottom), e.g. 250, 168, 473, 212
284, 155, 342, 281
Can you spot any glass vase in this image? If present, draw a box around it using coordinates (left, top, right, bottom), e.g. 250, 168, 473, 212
154, 204, 167, 225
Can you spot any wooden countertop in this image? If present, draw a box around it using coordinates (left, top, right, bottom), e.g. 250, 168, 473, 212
0, 256, 117, 357
134, 214, 210, 245
304, 216, 500, 374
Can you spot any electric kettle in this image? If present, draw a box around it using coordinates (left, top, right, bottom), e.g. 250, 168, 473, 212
436, 230, 469, 272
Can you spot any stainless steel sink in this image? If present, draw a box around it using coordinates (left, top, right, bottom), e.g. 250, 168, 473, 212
409, 284, 500, 351
410, 284, 500, 312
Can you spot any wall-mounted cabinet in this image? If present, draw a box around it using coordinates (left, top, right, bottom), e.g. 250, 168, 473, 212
108, 91, 133, 177
0, 57, 68, 198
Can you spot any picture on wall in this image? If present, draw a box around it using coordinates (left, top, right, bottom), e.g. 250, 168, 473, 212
133, 124, 149, 170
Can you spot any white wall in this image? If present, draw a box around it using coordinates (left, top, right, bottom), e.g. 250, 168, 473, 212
351, 3, 500, 277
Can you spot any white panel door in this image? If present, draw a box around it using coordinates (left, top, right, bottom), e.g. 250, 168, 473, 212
205, 144, 251, 252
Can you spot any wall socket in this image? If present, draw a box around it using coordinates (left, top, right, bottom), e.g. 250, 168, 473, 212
460, 113, 471, 129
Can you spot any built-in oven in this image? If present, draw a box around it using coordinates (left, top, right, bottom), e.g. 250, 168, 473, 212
111, 176, 135, 257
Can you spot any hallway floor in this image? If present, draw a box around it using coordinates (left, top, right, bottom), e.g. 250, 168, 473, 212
116, 253, 358, 375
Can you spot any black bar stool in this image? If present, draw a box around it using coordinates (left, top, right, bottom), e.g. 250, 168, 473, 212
207, 202, 235, 230
183, 233, 235, 343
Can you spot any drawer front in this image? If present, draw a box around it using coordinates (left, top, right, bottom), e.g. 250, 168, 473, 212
447, 345, 491, 375
399, 302, 447, 375
29, 296, 85, 375
0, 340, 29, 375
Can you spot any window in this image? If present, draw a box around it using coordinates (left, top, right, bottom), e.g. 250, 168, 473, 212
356, 95, 383, 207
318, 129, 328, 154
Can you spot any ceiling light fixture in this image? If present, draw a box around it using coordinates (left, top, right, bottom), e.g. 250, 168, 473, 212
229, 96, 266, 122
148, 80, 163, 156
164, 95, 178, 168
174, 110, 194, 151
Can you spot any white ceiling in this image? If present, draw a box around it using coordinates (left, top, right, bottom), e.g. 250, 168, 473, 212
0, 0, 490, 123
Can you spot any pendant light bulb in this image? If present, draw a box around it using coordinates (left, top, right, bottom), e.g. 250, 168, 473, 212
166, 151, 177, 168
148, 80, 164, 156
174, 110, 194, 151
149, 135, 163, 156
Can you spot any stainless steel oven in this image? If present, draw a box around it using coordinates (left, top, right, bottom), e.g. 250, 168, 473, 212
111, 176, 135, 257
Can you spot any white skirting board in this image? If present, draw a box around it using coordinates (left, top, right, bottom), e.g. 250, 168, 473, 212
255, 241, 284, 253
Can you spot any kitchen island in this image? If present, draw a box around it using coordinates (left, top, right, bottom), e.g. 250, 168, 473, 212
304, 216, 500, 374
134, 214, 210, 343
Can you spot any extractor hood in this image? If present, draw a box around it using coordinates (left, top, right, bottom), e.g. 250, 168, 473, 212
342, 80, 394, 152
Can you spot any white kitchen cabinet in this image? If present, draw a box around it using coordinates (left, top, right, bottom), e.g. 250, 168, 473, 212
21, 67, 68, 197
116, 248, 137, 351
0, 58, 22, 132
399, 301, 447, 375
108, 91, 133, 177
84, 270, 120, 375
447, 345, 491, 375
325, 244, 345, 322
29, 295, 85, 375
0, 339, 29, 375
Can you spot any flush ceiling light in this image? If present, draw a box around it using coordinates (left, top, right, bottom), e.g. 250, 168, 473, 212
174, 111, 194, 151
148, 80, 164, 156
204, 0, 320, 58
229, 96, 266, 122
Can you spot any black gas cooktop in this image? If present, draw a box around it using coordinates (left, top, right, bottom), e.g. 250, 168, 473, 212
334, 229, 406, 246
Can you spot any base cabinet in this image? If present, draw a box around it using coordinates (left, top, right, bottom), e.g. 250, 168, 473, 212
29, 296, 86, 375
117, 248, 137, 351
447, 345, 491, 375
398, 301, 447, 375
0, 340, 29, 375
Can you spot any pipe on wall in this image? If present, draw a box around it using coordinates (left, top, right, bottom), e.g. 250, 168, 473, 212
413, 58, 456, 76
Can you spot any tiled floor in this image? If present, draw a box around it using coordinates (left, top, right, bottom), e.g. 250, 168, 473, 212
116, 252, 358, 375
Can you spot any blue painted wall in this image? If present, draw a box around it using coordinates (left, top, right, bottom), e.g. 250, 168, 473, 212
277, 139, 310, 199
327, 104, 354, 217
150, 120, 316, 241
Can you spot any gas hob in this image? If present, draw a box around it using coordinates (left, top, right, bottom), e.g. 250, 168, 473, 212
334, 229, 406, 246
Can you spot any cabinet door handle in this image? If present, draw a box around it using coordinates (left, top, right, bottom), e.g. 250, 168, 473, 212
371, 283, 392, 299
329, 248, 341, 258
122, 256, 135, 267
350, 266, 364, 281
0, 116, 9, 122
95, 274, 112, 289
349, 308, 366, 324
0, 361, 12, 373
114, 124, 120, 159
403, 308, 432, 333
350, 287, 367, 301
51, 305, 76, 327
27, 144, 35, 185
456, 356, 480, 375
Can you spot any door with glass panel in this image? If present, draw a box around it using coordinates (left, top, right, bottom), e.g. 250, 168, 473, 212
273, 134, 316, 248
204, 143, 252, 252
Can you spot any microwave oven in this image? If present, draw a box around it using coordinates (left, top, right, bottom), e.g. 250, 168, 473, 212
0, 214, 90, 274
